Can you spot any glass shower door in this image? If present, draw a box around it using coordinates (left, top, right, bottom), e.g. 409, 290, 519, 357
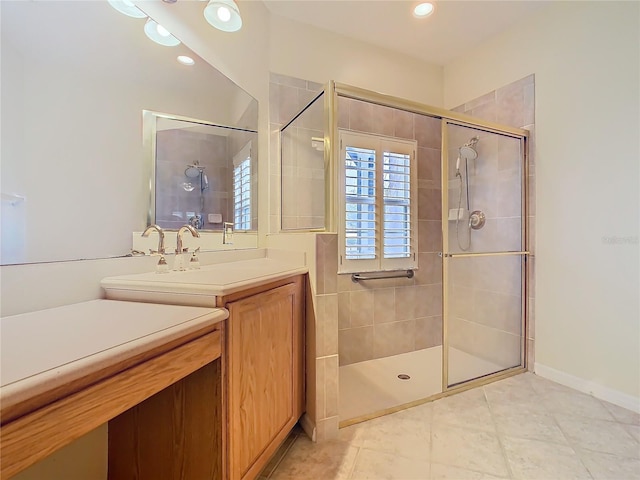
443, 123, 527, 387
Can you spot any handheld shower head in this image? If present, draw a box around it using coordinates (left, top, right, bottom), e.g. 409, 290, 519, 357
201, 173, 209, 191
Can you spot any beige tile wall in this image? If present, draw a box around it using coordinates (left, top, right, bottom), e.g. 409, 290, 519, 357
449, 74, 536, 370
155, 129, 230, 230
281, 114, 325, 229
334, 97, 444, 366
269, 73, 324, 233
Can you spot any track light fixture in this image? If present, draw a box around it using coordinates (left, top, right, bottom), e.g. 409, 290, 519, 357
203, 0, 243, 33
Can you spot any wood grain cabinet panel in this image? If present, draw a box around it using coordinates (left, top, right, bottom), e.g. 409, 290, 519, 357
224, 276, 305, 480
108, 360, 223, 480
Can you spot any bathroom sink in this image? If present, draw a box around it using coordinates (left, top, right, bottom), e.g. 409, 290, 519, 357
101, 252, 307, 307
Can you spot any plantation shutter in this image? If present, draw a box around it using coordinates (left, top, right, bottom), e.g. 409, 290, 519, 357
233, 141, 252, 230
383, 149, 412, 259
339, 130, 417, 274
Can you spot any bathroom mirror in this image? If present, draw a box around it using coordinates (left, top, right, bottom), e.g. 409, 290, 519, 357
0, 0, 259, 265
146, 111, 258, 232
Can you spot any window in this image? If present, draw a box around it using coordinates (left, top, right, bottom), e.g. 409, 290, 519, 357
339, 130, 418, 273
233, 141, 252, 230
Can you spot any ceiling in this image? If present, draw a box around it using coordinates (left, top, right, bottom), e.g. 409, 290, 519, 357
263, 0, 551, 65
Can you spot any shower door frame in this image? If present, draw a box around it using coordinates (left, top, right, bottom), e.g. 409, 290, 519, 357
327, 82, 530, 421
440, 120, 530, 393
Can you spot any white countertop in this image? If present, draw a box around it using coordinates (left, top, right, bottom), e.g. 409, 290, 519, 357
0, 299, 227, 419
101, 250, 308, 307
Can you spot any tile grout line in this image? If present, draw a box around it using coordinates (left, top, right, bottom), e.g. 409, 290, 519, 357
482, 385, 516, 480
346, 446, 362, 480
531, 378, 598, 480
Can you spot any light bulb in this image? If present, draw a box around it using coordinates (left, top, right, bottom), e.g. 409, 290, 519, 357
177, 55, 195, 66
217, 6, 231, 22
144, 18, 181, 46
413, 2, 434, 18
203, 0, 242, 32
156, 24, 170, 37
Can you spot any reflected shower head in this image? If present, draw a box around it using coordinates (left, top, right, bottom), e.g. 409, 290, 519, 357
459, 136, 479, 160
185, 163, 205, 178
185, 166, 200, 178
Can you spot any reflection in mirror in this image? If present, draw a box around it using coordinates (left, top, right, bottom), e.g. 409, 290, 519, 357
147, 112, 258, 232
0, 0, 258, 265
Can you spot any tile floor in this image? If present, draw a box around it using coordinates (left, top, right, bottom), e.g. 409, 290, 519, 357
264, 373, 640, 479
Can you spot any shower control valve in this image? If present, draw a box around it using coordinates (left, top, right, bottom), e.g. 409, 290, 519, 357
469, 210, 486, 230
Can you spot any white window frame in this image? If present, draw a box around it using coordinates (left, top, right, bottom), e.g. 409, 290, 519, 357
233, 141, 252, 231
338, 130, 418, 274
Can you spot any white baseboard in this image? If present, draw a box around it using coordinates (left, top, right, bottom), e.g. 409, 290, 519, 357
299, 413, 316, 442
534, 362, 640, 413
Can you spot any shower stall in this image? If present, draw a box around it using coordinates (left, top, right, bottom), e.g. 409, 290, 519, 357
278, 80, 529, 428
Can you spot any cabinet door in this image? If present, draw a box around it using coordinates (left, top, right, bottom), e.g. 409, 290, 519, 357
227, 282, 301, 480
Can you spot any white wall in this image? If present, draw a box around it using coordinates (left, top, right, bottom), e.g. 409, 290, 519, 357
444, 1, 640, 403
269, 14, 443, 107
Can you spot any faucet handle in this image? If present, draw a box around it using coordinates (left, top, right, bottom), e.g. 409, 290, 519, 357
156, 255, 169, 274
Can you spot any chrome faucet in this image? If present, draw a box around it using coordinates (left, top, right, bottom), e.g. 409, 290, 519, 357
174, 225, 200, 271
141, 224, 165, 255
176, 224, 200, 254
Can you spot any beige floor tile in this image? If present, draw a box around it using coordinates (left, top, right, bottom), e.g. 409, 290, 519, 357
600, 400, 640, 425
359, 415, 430, 461
431, 423, 509, 477
432, 387, 496, 433
624, 423, 640, 443
578, 449, 640, 480
269, 436, 359, 480
490, 403, 569, 445
482, 373, 541, 408
541, 390, 616, 421
339, 422, 369, 447
501, 435, 591, 480
554, 414, 640, 459
527, 374, 581, 396
430, 463, 508, 480
270, 373, 640, 480
350, 448, 430, 480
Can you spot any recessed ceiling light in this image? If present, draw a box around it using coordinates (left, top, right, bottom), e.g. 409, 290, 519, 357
413, 2, 435, 18
177, 55, 195, 66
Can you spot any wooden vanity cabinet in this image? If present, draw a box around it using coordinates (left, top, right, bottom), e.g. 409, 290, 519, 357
218, 275, 305, 480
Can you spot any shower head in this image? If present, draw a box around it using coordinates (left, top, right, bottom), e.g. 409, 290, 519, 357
185, 163, 205, 178
201, 173, 209, 191
459, 136, 479, 160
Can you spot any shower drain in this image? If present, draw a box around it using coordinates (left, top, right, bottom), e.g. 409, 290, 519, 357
397, 374, 411, 380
